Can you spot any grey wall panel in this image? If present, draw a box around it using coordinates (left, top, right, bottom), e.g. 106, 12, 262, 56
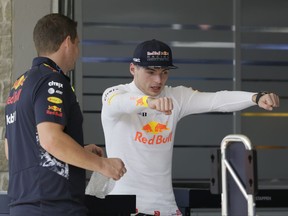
82, 0, 233, 25
257, 150, 288, 179
174, 114, 233, 146
242, 66, 288, 80
242, 81, 288, 96
83, 113, 105, 144
242, 50, 288, 61
83, 95, 102, 111
242, 32, 288, 44
83, 63, 131, 77
242, 117, 288, 147
83, 78, 133, 94
242, 0, 288, 26
83, 27, 233, 42
82, 44, 136, 58
172, 148, 214, 179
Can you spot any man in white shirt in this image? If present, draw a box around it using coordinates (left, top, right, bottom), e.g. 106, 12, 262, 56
101, 39, 279, 216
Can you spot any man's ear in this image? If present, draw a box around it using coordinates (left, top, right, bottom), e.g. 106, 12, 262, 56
129, 63, 136, 76
58, 36, 70, 51
65, 35, 73, 47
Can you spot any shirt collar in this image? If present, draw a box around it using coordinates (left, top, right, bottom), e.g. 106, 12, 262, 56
32, 57, 63, 74
32, 57, 70, 81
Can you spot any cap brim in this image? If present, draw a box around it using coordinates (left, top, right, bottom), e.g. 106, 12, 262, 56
133, 62, 178, 70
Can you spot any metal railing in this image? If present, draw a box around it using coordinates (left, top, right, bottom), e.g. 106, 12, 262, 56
221, 134, 256, 216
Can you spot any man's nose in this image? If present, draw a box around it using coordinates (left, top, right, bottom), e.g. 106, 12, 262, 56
153, 74, 162, 83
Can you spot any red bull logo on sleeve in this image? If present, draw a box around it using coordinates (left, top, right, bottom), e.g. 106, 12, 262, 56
134, 121, 172, 145
48, 105, 62, 112
136, 96, 148, 107
13, 75, 26, 90
46, 105, 63, 117
136, 97, 145, 106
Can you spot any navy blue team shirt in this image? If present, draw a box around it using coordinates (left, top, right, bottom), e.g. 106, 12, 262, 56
5, 57, 86, 215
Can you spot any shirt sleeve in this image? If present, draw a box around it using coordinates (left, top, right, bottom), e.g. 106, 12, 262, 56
172, 86, 257, 118
102, 85, 150, 118
33, 73, 71, 126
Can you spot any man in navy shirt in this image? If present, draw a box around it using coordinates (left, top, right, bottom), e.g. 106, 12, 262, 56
5, 13, 126, 216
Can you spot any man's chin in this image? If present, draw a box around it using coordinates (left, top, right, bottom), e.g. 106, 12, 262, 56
148, 91, 161, 97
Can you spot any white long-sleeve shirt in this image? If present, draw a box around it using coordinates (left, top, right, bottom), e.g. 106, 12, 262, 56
101, 81, 256, 215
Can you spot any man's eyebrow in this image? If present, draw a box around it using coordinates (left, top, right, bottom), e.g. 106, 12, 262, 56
146, 67, 169, 72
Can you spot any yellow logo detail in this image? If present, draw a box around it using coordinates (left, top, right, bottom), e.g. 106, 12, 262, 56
47, 97, 63, 104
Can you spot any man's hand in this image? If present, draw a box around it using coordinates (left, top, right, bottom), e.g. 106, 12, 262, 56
147, 97, 173, 115
253, 92, 280, 111
101, 158, 127, 180
85, 144, 126, 180
84, 144, 104, 157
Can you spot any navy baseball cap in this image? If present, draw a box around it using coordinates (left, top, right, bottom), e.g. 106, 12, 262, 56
132, 39, 178, 69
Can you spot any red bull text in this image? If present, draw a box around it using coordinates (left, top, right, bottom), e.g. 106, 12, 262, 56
135, 121, 172, 145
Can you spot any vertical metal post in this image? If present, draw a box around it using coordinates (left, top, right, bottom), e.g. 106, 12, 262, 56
221, 134, 256, 216
73, 0, 83, 109
233, 0, 242, 134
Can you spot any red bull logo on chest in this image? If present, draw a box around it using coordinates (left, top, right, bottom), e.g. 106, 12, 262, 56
142, 121, 169, 134
134, 121, 172, 145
